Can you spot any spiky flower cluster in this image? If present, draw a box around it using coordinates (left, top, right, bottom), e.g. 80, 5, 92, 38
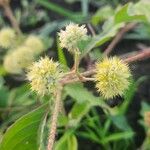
95, 57, 131, 99
3, 35, 44, 74
27, 57, 62, 96
0, 28, 16, 48
58, 23, 88, 53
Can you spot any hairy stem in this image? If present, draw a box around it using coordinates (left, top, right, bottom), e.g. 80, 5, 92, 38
47, 85, 63, 150
3, 3, 21, 34
124, 49, 150, 63
74, 51, 80, 72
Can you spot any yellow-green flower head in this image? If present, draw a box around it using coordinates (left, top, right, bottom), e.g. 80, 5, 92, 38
3, 52, 22, 74
95, 57, 131, 99
0, 28, 16, 48
27, 57, 62, 96
24, 35, 44, 54
3, 46, 35, 74
14, 46, 35, 68
58, 23, 88, 53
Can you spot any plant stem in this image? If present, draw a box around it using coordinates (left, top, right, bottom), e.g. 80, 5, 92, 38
3, 3, 21, 34
60, 48, 150, 85
74, 51, 80, 72
124, 49, 150, 63
104, 23, 137, 56
47, 85, 63, 150
87, 23, 96, 36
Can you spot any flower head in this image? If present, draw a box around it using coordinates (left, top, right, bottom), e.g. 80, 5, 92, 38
14, 46, 35, 67
27, 57, 62, 96
0, 28, 16, 48
3, 46, 35, 74
95, 57, 131, 99
24, 35, 44, 54
4, 52, 22, 74
58, 23, 88, 53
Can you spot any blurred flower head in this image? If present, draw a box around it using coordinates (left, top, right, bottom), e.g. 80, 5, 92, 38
0, 28, 16, 48
24, 35, 44, 54
3, 46, 35, 74
95, 57, 131, 99
58, 23, 88, 53
4, 52, 22, 74
27, 57, 62, 96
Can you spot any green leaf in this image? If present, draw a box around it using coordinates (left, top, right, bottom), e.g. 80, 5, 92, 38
36, 0, 84, 22
65, 83, 95, 103
119, 77, 148, 115
67, 134, 78, 150
89, 48, 103, 61
8, 84, 36, 106
118, 78, 137, 114
0, 65, 7, 76
0, 77, 9, 107
91, 6, 114, 25
65, 83, 108, 126
64, 83, 106, 108
124, 24, 150, 40
38, 112, 48, 150
0, 85, 9, 107
55, 131, 71, 150
57, 114, 69, 127
81, 23, 124, 57
57, 37, 67, 66
55, 130, 77, 150
133, 1, 150, 22
102, 119, 111, 136
68, 103, 90, 126
69, 103, 89, 119
80, 2, 148, 57
0, 104, 48, 150
114, 3, 147, 24
101, 131, 134, 144
111, 115, 131, 131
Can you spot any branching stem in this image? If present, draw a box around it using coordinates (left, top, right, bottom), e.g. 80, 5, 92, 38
60, 48, 150, 85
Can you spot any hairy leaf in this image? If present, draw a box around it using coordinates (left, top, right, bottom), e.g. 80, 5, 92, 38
0, 104, 48, 150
